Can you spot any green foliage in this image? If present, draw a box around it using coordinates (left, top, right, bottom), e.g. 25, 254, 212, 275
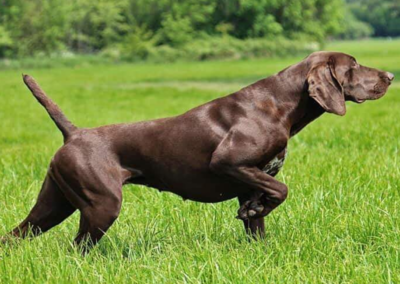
100, 36, 319, 63
0, 0, 344, 59
118, 26, 158, 61
210, 0, 344, 42
336, 8, 373, 40
215, 23, 234, 36
0, 26, 13, 57
66, 0, 128, 52
180, 36, 319, 61
0, 0, 70, 56
160, 15, 195, 47
2, 0, 398, 60
347, 0, 400, 37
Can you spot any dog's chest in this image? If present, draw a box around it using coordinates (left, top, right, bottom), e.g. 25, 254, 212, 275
262, 148, 287, 176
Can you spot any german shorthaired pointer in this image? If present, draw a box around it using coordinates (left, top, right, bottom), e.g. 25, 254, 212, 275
1, 52, 394, 252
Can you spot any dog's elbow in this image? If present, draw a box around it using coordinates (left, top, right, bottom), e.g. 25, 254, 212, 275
209, 155, 233, 175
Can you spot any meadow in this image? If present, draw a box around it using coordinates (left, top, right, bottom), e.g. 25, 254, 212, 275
0, 39, 399, 283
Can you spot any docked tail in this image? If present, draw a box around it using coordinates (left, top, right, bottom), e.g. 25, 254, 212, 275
23, 75, 77, 140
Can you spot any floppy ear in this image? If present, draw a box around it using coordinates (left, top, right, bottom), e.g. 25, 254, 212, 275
307, 62, 346, 116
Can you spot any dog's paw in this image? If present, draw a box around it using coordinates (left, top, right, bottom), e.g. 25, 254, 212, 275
237, 200, 265, 220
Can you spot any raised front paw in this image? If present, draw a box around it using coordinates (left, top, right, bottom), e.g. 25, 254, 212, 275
237, 199, 265, 220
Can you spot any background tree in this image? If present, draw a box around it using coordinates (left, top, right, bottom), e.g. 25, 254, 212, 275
346, 0, 400, 37
1, 0, 397, 59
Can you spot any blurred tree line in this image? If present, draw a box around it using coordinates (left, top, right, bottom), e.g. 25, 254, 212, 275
345, 0, 400, 37
0, 0, 397, 60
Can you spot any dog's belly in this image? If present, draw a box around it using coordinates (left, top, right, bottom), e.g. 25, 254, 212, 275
130, 171, 248, 203
128, 148, 288, 203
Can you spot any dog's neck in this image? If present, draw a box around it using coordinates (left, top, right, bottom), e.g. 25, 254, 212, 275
244, 60, 325, 137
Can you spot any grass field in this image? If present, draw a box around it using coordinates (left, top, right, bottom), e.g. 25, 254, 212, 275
1, 39, 400, 283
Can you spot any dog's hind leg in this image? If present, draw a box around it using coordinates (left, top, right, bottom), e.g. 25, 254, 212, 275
73, 191, 122, 253
3, 174, 76, 241
50, 156, 123, 254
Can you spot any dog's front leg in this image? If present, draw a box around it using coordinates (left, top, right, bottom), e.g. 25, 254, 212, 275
216, 165, 288, 220
238, 195, 266, 238
209, 129, 288, 227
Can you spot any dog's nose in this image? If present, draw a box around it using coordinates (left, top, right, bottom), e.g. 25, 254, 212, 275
386, 72, 395, 81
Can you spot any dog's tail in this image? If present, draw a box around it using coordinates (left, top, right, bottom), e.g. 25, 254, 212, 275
23, 74, 77, 140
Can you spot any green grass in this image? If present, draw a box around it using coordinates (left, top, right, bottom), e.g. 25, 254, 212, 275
1, 39, 400, 283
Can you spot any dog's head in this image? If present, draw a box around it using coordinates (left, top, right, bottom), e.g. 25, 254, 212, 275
306, 51, 394, 116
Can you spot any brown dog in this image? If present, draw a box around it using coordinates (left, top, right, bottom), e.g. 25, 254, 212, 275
1, 52, 394, 252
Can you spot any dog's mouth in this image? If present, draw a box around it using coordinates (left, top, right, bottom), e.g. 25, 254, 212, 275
346, 95, 366, 104
354, 98, 366, 103
352, 84, 390, 103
